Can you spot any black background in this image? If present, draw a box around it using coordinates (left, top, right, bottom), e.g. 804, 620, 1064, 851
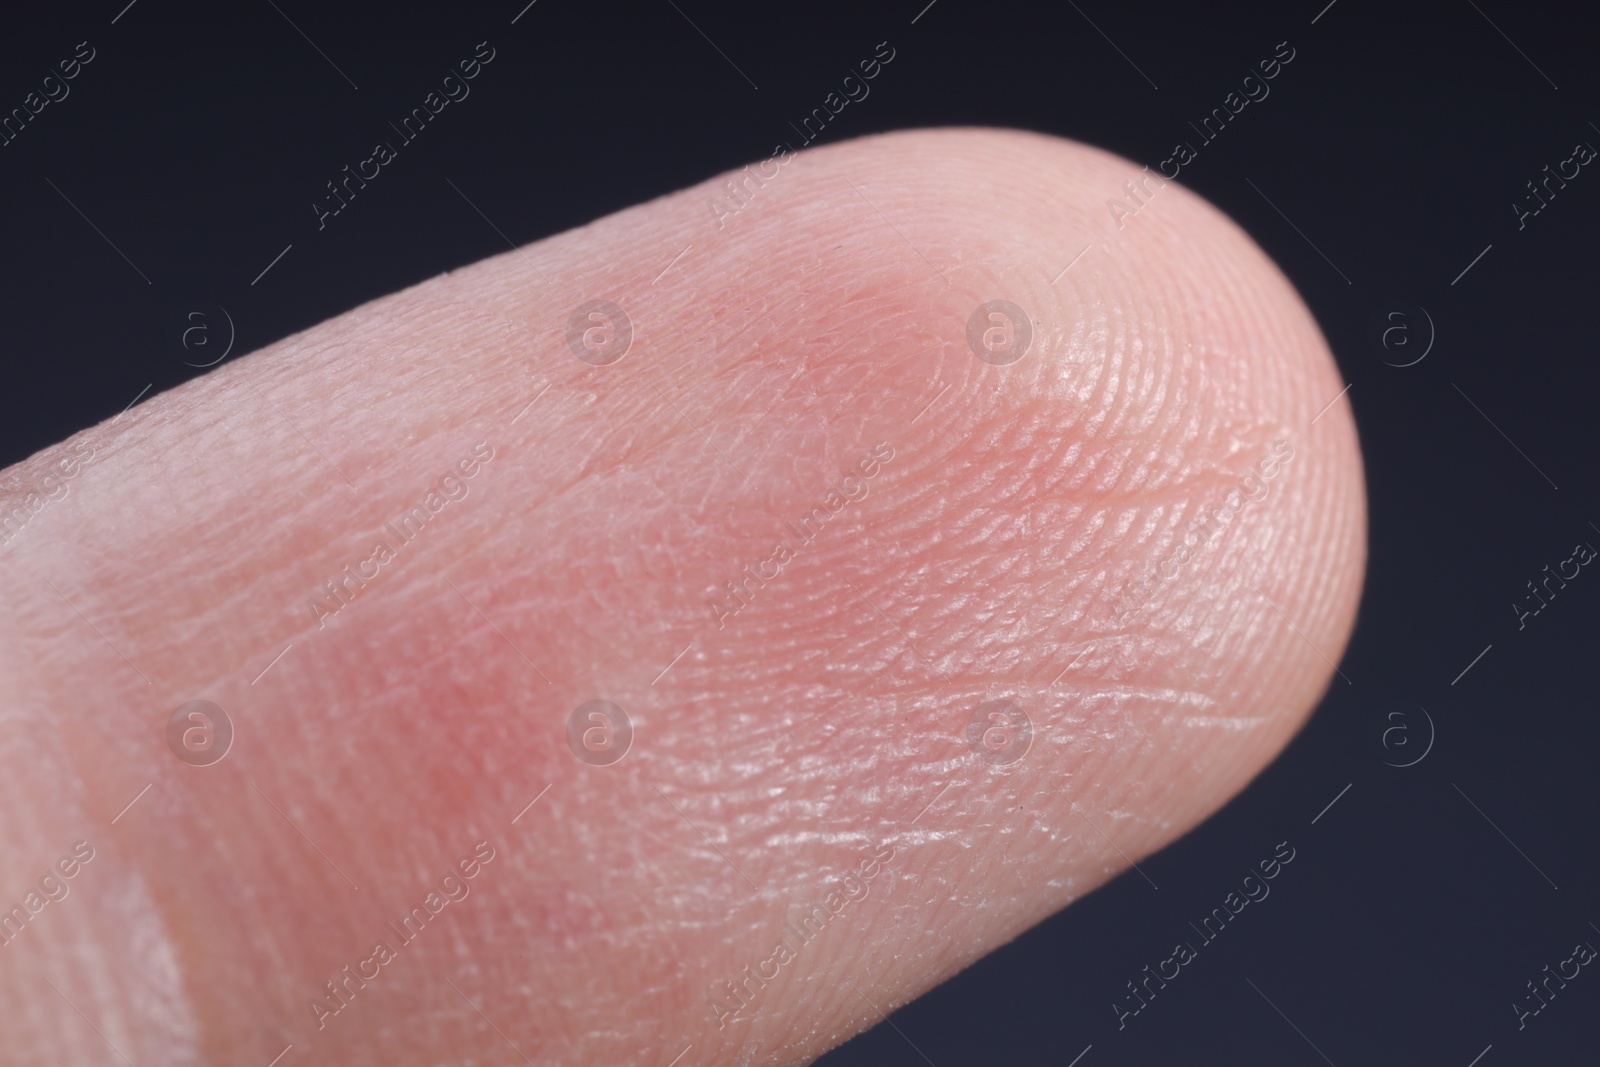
3, 0, 1597, 1063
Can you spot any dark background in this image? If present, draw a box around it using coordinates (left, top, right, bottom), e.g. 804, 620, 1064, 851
3, 0, 1596, 1063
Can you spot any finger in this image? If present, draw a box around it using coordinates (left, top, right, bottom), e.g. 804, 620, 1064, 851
0, 127, 1363, 1066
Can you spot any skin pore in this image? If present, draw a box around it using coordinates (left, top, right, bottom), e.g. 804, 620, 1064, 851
0, 128, 1364, 1065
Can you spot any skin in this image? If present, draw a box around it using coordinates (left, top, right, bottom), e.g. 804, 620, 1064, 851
0, 128, 1364, 1065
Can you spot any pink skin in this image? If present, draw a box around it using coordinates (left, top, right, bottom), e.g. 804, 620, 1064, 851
0, 128, 1364, 1065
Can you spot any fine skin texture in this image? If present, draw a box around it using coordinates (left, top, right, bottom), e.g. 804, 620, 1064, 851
0, 128, 1364, 1065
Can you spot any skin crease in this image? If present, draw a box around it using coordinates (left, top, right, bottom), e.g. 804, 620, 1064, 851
0, 128, 1364, 1065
